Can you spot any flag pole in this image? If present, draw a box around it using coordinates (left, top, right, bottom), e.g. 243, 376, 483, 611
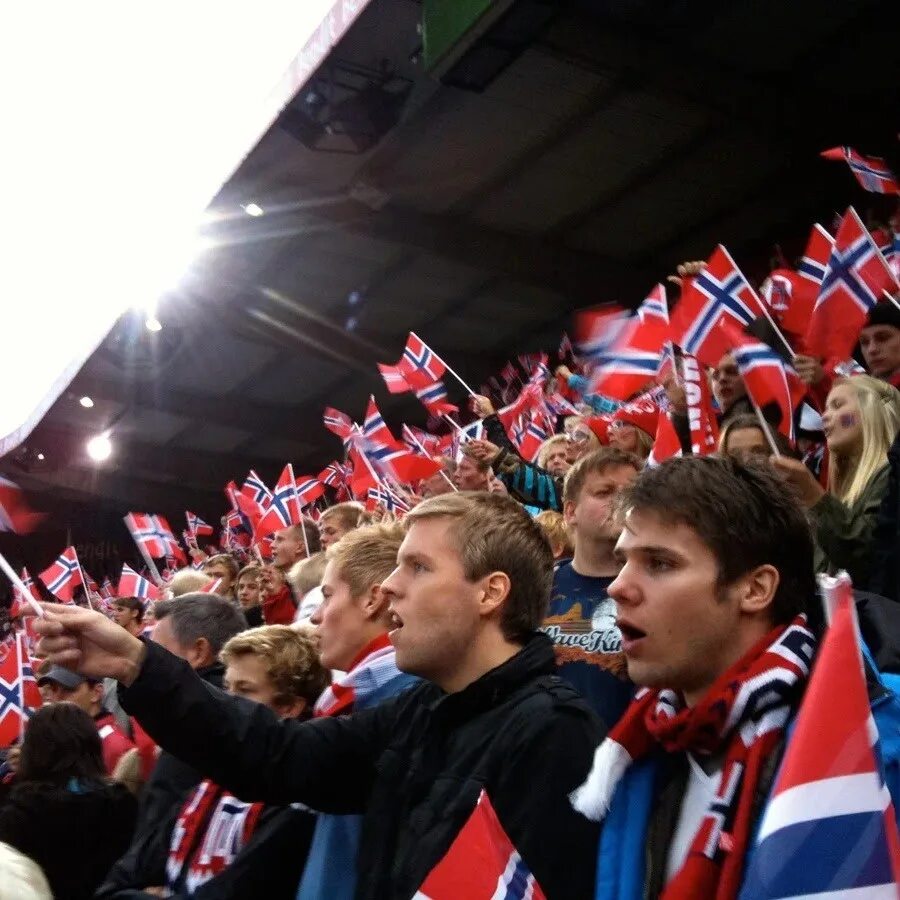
0, 551, 44, 617
74, 549, 95, 611
883, 290, 900, 314
750, 400, 782, 458
17, 631, 27, 741
287, 464, 310, 559
756, 302, 796, 361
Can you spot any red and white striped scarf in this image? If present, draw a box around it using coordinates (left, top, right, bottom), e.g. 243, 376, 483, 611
166, 779, 264, 895
572, 616, 815, 900
314, 632, 399, 718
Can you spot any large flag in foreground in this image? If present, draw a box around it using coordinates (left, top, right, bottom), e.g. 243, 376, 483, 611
413, 790, 546, 900
740, 576, 900, 898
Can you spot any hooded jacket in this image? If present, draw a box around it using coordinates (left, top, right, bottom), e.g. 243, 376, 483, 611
0, 779, 136, 900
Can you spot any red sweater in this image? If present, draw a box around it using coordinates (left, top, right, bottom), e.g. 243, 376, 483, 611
261, 585, 296, 625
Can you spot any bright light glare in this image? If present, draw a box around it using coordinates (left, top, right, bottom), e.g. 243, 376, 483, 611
145, 316, 163, 332
79, 396, 95, 409
243, 203, 264, 217
36, 453, 45, 461
86, 433, 113, 462
0, 0, 344, 456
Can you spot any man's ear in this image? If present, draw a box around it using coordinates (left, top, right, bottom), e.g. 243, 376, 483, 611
563, 499, 577, 528
737, 564, 780, 617
188, 636, 215, 669
363, 584, 386, 620
274, 696, 307, 721
478, 571, 511, 619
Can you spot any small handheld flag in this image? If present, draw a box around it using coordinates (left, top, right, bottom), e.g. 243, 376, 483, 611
413, 789, 546, 900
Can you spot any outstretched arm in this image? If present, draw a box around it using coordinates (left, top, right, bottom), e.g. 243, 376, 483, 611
35, 606, 395, 812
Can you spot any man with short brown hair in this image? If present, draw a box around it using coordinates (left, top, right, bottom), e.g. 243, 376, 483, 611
111, 597, 145, 638
260, 519, 321, 625
38, 493, 603, 900
543, 447, 642, 728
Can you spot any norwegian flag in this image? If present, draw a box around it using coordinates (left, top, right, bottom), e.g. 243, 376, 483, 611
323, 406, 355, 441
242, 470, 273, 507
576, 303, 633, 362
722, 324, 803, 443
355, 414, 442, 488
100, 576, 116, 601
511, 413, 549, 463
39, 546, 84, 603
497, 381, 544, 435
318, 460, 350, 489
636, 282, 670, 326
225, 482, 260, 533
672, 245, 767, 367
885, 231, 900, 284
499, 361, 520, 386
647, 411, 683, 467
583, 285, 672, 401
398, 332, 447, 390
0, 633, 42, 748
544, 391, 580, 417
294, 474, 325, 508
517, 352, 545, 375
185, 511, 213, 538
558, 331, 574, 361
806, 207, 900, 361
10, 567, 41, 619
254, 464, 301, 540
366, 485, 410, 514
118, 563, 160, 601
740, 573, 900, 898
377, 362, 411, 395
821, 146, 899, 194
0, 477, 44, 534
797, 222, 835, 287
125, 513, 172, 560
415, 381, 458, 417
413, 789, 546, 900
401, 425, 442, 457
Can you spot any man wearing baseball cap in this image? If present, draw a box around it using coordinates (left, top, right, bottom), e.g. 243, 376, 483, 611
38, 665, 135, 774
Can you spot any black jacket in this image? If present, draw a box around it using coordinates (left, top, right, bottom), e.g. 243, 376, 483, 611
120, 634, 603, 900
134, 662, 225, 832
96, 795, 315, 899
0, 780, 136, 900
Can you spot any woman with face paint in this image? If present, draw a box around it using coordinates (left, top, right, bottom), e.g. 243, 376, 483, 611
771, 375, 900, 587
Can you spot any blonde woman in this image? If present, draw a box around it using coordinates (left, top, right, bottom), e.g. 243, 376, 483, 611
773, 375, 900, 585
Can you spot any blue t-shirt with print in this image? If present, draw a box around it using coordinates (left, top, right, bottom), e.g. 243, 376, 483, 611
542, 560, 634, 729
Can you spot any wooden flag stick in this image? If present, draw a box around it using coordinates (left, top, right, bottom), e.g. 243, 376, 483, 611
0, 551, 44, 617
750, 399, 782, 457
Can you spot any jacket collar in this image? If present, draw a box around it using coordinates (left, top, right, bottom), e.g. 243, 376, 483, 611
426, 632, 556, 722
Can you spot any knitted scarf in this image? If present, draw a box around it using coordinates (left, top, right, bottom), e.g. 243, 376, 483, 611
313, 632, 399, 718
571, 616, 815, 900
166, 779, 264, 894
